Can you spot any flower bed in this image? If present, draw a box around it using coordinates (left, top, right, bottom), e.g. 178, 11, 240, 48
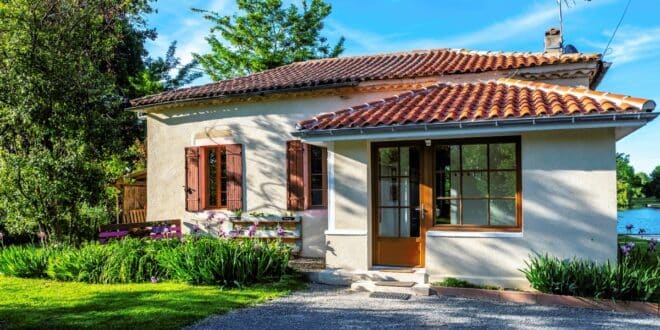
0, 236, 291, 285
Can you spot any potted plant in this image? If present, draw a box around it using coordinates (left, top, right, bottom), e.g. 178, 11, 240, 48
229, 208, 243, 220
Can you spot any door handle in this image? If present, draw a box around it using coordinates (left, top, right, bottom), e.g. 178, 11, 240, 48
415, 203, 425, 221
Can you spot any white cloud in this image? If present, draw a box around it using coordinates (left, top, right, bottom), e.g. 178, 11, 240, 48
584, 26, 660, 66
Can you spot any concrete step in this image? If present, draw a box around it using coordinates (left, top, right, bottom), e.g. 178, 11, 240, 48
351, 280, 431, 296
353, 269, 428, 284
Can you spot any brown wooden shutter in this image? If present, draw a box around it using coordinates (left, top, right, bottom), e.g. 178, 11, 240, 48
225, 144, 243, 211
185, 147, 201, 212
286, 140, 305, 210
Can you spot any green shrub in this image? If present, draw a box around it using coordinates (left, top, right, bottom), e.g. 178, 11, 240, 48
1, 237, 291, 286
157, 237, 291, 285
432, 277, 501, 290
521, 254, 659, 302
0, 245, 52, 278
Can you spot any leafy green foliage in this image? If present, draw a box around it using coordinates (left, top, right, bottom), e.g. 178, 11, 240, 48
129, 41, 202, 95
0, 245, 52, 278
521, 254, 659, 302
432, 277, 501, 290
0, 237, 291, 285
0, 1, 156, 243
193, 0, 345, 80
646, 166, 660, 198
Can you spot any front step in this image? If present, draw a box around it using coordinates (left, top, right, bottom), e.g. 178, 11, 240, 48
353, 269, 428, 284
351, 280, 431, 296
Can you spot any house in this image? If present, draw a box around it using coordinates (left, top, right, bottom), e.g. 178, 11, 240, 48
129, 29, 657, 289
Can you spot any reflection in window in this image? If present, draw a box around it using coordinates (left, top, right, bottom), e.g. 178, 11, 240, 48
434, 142, 518, 227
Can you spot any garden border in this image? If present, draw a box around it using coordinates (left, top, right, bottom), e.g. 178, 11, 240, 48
432, 286, 659, 315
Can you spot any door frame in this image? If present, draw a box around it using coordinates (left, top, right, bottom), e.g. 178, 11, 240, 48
371, 141, 432, 268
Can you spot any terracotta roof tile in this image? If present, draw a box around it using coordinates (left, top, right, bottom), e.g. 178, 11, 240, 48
297, 78, 656, 131
130, 49, 601, 108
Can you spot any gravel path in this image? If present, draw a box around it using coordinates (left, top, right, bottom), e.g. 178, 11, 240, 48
188, 284, 659, 329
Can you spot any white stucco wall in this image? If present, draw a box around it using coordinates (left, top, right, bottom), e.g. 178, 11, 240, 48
425, 128, 617, 288
145, 91, 400, 258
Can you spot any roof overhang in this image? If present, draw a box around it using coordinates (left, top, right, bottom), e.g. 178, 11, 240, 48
292, 112, 658, 143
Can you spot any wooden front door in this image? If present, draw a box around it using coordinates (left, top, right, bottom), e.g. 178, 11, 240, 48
373, 143, 430, 267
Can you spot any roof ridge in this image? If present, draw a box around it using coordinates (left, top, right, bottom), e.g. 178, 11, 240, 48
497, 78, 655, 111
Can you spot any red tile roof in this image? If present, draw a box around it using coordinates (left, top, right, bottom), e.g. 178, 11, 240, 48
296, 78, 656, 131
129, 49, 601, 108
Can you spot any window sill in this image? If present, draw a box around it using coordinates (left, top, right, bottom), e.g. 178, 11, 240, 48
427, 231, 523, 238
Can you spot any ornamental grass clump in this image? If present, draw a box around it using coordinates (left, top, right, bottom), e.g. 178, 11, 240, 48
157, 237, 291, 285
0, 245, 52, 278
521, 253, 659, 302
0, 236, 292, 286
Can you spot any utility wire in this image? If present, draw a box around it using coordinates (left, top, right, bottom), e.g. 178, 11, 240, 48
603, 0, 632, 57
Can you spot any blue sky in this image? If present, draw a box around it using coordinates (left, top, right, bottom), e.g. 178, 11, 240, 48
145, 0, 660, 174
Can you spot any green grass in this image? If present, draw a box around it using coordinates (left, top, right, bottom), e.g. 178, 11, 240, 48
629, 197, 660, 209
431, 277, 502, 290
0, 276, 304, 329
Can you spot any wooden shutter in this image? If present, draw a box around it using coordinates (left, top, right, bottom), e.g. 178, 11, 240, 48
287, 140, 305, 210
185, 147, 201, 212
225, 144, 243, 211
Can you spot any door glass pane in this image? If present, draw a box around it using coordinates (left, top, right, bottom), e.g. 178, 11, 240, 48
400, 177, 410, 206
311, 190, 323, 206
400, 147, 410, 176
379, 148, 399, 176
462, 171, 487, 197
399, 208, 411, 237
462, 144, 487, 170
435, 199, 460, 225
490, 143, 516, 169
490, 199, 516, 226
379, 208, 398, 237
379, 178, 399, 206
463, 199, 488, 225
490, 171, 516, 197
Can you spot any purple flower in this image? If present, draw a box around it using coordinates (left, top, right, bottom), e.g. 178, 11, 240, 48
151, 276, 158, 284
649, 238, 657, 253
277, 226, 285, 237
248, 225, 256, 237
620, 242, 636, 257
206, 212, 216, 221
192, 224, 200, 234
638, 228, 647, 237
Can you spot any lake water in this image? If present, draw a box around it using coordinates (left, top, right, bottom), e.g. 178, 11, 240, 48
617, 207, 660, 235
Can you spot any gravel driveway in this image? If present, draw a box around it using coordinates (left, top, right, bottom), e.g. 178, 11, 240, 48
189, 284, 659, 329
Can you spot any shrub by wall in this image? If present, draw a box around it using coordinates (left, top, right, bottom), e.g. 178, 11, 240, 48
521, 254, 659, 302
0, 237, 291, 285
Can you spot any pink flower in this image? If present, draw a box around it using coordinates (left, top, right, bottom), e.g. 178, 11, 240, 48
248, 225, 256, 237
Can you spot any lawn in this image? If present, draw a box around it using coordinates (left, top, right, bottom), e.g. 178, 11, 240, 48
0, 276, 303, 329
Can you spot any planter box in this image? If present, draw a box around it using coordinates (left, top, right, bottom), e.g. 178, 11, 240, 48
432, 286, 659, 315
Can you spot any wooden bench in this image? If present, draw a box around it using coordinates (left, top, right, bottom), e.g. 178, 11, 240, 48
122, 209, 147, 223
99, 219, 181, 243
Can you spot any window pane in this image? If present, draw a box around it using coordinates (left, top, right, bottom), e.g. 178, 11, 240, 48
490, 143, 516, 169
379, 148, 399, 176
436, 171, 460, 198
462, 171, 487, 197
310, 145, 323, 174
400, 177, 410, 206
435, 199, 460, 225
490, 171, 516, 197
379, 208, 398, 237
450, 145, 460, 170
311, 174, 323, 189
462, 144, 487, 170
463, 199, 488, 225
400, 208, 411, 237
436, 145, 451, 171
490, 199, 516, 226
400, 147, 410, 176
208, 149, 218, 206
311, 190, 323, 206
379, 178, 399, 206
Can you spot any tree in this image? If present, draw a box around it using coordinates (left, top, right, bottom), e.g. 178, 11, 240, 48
0, 0, 155, 243
192, 0, 345, 81
616, 153, 635, 208
646, 166, 660, 198
130, 41, 202, 96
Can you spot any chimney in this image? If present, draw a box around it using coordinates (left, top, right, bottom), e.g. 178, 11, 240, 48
544, 27, 563, 54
